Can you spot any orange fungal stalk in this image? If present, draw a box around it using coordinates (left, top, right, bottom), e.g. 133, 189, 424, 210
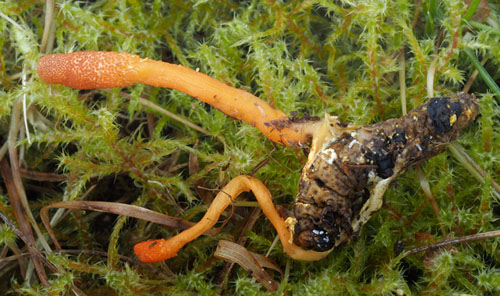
38, 51, 318, 147
133, 175, 330, 262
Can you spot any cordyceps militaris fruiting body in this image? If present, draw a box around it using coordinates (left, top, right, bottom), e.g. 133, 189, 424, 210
37, 51, 479, 262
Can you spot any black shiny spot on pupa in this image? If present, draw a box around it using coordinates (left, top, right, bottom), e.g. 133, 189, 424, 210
427, 97, 462, 134
312, 228, 335, 251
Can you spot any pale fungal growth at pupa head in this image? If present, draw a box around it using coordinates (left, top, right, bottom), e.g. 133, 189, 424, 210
319, 148, 338, 165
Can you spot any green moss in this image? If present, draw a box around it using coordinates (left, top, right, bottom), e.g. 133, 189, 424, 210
1, 0, 500, 295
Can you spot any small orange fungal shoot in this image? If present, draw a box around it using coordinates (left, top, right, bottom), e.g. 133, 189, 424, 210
133, 175, 330, 262
38, 51, 318, 147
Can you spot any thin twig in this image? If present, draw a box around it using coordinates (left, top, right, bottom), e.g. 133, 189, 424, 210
401, 230, 500, 259
19, 168, 66, 182
426, 57, 437, 98
117, 90, 227, 145
0, 11, 24, 31
416, 166, 446, 236
40, 0, 55, 54
399, 49, 407, 115
22, 67, 31, 145
463, 57, 487, 93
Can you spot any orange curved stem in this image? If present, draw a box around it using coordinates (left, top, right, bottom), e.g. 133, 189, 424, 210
133, 175, 330, 262
38, 51, 317, 147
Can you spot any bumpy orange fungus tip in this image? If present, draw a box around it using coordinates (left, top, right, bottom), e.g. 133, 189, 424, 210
37, 51, 138, 89
133, 239, 178, 263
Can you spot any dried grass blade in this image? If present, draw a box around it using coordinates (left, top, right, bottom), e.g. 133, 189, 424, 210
449, 143, 500, 199
214, 240, 281, 292
0, 158, 48, 286
19, 168, 66, 182
248, 251, 283, 277
41, 200, 218, 250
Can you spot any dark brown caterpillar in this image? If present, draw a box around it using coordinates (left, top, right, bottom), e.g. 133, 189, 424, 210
286, 93, 479, 251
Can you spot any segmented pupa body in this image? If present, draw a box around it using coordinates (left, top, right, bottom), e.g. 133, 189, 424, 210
288, 93, 479, 251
